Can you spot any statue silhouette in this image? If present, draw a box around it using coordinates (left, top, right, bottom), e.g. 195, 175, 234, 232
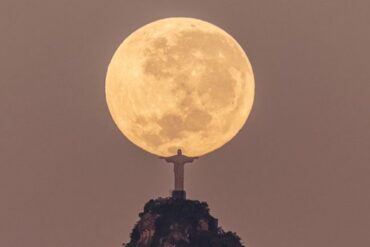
160, 149, 198, 199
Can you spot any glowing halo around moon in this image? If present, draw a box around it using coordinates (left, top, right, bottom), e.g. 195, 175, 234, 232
106, 17, 254, 157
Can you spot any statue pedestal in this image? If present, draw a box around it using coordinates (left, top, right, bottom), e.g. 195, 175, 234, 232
172, 190, 186, 200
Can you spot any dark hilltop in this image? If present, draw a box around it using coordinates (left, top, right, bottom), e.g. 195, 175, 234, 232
123, 197, 245, 247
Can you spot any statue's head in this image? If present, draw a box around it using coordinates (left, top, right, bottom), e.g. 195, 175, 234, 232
177, 149, 182, 155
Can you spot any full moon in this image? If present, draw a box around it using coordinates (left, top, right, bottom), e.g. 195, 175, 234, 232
106, 18, 254, 157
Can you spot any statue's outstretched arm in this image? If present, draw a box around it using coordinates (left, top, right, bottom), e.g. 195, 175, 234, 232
159, 155, 177, 163
184, 156, 198, 163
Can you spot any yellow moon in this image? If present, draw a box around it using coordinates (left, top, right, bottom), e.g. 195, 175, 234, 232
106, 18, 254, 157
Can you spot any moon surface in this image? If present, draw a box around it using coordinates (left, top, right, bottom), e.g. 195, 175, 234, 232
106, 18, 254, 157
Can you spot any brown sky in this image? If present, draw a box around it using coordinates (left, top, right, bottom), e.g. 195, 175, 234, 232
1, 1, 370, 247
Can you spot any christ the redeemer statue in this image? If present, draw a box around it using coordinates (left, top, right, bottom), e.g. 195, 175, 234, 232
160, 149, 198, 199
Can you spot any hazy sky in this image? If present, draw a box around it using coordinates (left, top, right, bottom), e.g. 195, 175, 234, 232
1, 1, 370, 247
